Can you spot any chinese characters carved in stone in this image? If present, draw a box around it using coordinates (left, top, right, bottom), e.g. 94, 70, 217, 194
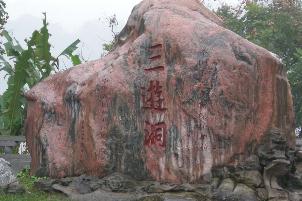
142, 43, 168, 147
144, 121, 167, 147
141, 80, 167, 112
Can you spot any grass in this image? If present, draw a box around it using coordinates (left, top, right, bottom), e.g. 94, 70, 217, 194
0, 169, 70, 201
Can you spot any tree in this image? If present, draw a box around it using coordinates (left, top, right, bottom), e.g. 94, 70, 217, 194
102, 15, 119, 55
0, 0, 7, 31
216, 0, 302, 132
0, 14, 82, 136
0, 0, 8, 54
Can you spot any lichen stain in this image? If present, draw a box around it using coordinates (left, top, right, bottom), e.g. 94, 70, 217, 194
64, 83, 81, 143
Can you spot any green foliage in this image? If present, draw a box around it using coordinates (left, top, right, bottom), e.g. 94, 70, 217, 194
288, 49, 302, 128
0, 0, 8, 54
102, 40, 115, 54
57, 39, 81, 66
0, 14, 82, 136
0, 168, 69, 201
17, 169, 42, 188
102, 15, 119, 55
217, 0, 302, 128
0, 0, 7, 30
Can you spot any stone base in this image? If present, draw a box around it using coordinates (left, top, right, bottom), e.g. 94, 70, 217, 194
34, 134, 302, 201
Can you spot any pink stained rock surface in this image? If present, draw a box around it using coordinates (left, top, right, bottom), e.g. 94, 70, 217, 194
24, 0, 295, 183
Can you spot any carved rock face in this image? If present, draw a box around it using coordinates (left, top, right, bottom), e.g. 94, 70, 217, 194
25, 0, 295, 183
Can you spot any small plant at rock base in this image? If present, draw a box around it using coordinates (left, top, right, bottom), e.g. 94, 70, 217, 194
17, 169, 40, 189
0, 168, 69, 201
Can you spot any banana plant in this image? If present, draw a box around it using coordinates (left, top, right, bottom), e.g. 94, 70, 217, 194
0, 13, 82, 136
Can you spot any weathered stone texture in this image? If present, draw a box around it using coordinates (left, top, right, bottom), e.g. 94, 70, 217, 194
25, 0, 295, 183
0, 158, 16, 187
0, 158, 25, 194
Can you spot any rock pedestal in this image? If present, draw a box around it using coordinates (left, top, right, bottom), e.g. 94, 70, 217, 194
25, 0, 295, 184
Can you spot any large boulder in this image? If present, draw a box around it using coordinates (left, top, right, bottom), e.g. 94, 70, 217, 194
24, 0, 295, 183
0, 158, 25, 194
0, 158, 16, 188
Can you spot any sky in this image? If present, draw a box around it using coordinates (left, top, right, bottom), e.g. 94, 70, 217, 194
4, 0, 143, 59
0, 0, 238, 94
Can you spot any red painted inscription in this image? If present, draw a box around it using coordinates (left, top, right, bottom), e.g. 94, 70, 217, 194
142, 43, 167, 147
144, 121, 167, 147
141, 80, 167, 112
